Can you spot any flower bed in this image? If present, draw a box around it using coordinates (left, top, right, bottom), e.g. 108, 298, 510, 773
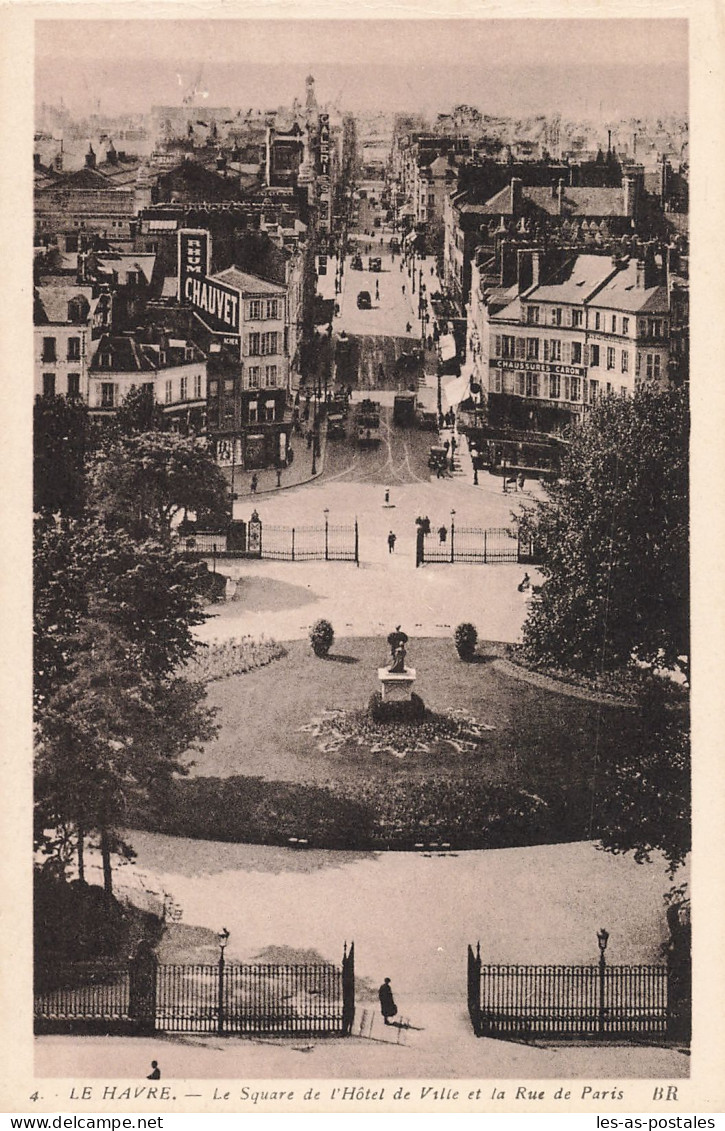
185, 636, 287, 684
299, 706, 495, 760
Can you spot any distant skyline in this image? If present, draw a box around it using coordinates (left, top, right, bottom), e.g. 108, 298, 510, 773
36, 19, 688, 120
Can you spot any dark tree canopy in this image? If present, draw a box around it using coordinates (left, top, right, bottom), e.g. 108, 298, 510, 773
34, 518, 216, 894
521, 385, 689, 676
88, 431, 229, 543
114, 384, 166, 436
33, 395, 97, 518
597, 678, 690, 874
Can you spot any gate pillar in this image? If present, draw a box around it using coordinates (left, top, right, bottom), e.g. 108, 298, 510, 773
342, 941, 355, 1036
129, 942, 158, 1035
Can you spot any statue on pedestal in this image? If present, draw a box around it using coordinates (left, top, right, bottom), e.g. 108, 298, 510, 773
387, 626, 409, 674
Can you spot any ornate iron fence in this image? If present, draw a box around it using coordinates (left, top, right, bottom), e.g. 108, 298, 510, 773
467, 944, 672, 1040
35, 943, 355, 1037
34, 962, 131, 1022
419, 525, 530, 564
182, 520, 359, 565
156, 962, 344, 1035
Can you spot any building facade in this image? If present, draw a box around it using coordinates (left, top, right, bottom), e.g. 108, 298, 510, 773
87, 331, 207, 430
203, 268, 293, 471
34, 284, 94, 400
469, 250, 671, 436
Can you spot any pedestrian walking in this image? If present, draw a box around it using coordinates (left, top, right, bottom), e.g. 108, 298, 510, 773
451, 436, 457, 454
406, 322, 412, 333
399, 260, 404, 272
430, 265, 434, 275
517, 472, 526, 492
517, 572, 531, 593
438, 525, 447, 544
473, 466, 479, 485
146, 1061, 161, 1080
375, 280, 380, 300
250, 473, 258, 494
384, 487, 390, 505
276, 468, 282, 488
378, 978, 398, 1025
387, 531, 397, 554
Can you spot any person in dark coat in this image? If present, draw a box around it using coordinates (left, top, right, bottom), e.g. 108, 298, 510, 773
146, 1061, 161, 1080
378, 978, 397, 1025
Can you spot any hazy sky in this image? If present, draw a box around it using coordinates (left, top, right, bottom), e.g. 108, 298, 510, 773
36, 19, 688, 119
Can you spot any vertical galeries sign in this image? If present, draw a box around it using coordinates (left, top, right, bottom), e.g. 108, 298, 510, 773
317, 114, 331, 231
317, 113, 330, 176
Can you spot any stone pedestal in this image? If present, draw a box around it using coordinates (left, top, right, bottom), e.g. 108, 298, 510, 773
378, 667, 417, 702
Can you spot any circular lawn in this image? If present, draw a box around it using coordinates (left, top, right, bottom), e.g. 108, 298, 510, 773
130, 637, 645, 851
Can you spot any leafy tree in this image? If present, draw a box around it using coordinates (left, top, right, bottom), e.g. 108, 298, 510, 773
34, 395, 96, 518
88, 432, 229, 543
596, 677, 690, 874
114, 384, 166, 436
34, 518, 216, 894
521, 385, 689, 676
34, 518, 208, 708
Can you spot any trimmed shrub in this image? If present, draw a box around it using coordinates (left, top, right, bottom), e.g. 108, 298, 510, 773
310, 618, 335, 657
454, 622, 478, 661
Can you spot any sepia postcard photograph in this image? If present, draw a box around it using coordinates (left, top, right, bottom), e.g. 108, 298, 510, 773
2, 0, 724, 1117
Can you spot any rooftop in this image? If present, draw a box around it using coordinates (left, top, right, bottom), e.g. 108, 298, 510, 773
212, 267, 286, 296
34, 284, 93, 325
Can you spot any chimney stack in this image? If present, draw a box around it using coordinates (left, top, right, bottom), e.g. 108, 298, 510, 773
635, 259, 646, 289
623, 174, 637, 219
510, 177, 523, 217
557, 178, 565, 217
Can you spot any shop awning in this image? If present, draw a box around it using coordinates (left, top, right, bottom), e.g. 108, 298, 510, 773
442, 372, 471, 409
439, 333, 457, 362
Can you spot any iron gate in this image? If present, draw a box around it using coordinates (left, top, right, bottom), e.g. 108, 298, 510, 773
182, 520, 359, 564
467, 944, 671, 1040
35, 943, 355, 1037
419, 525, 530, 564
156, 962, 345, 1034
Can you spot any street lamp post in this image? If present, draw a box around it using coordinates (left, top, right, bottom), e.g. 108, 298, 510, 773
597, 928, 609, 1034
217, 927, 230, 1035
450, 509, 456, 564
323, 507, 330, 561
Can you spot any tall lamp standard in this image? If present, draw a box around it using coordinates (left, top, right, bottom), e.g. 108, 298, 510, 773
597, 928, 610, 1034
217, 927, 230, 1035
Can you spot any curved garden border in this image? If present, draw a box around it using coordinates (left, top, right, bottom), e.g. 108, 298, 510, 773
492, 657, 640, 708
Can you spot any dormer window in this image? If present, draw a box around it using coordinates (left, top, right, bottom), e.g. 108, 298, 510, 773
67, 297, 89, 323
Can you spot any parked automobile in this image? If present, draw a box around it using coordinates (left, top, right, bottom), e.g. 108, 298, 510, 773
357, 291, 372, 309
351, 255, 363, 270
368, 257, 382, 272
327, 412, 346, 438
428, 446, 448, 471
